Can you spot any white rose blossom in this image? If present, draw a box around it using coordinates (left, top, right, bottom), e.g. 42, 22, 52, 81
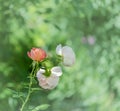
56, 44, 75, 66
36, 66, 62, 89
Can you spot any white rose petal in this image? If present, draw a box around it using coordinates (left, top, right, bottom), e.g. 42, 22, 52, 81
56, 44, 76, 66
38, 74, 59, 89
36, 66, 62, 90
47, 75, 59, 89
51, 66, 62, 76
62, 46, 75, 66
37, 68, 45, 78
56, 44, 62, 55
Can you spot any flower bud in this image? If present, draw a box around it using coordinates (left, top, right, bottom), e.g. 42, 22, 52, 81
27, 48, 47, 61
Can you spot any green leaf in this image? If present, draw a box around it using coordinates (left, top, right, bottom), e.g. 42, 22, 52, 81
32, 104, 50, 111
53, 24, 61, 31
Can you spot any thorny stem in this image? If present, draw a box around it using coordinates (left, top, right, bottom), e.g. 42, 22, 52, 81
20, 62, 36, 111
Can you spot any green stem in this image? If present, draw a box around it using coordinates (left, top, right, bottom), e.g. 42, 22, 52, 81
20, 63, 35, 111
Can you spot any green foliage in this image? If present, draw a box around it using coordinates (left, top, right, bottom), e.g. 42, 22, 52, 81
0, 0, 120, 111
32, 104, 50, 111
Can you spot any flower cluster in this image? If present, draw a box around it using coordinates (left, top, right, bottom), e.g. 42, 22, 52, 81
27, 44, 75, 90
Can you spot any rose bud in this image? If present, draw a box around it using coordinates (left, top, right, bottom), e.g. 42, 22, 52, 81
27, 48, 47, 61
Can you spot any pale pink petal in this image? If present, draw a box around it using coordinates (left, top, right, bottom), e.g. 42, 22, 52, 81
36, 66, 61, 90
36, 69, 45, 78
27, 52, 31, 58
62, 46, 75, 66
56, 44, 62, 55
51, 66, 62, 76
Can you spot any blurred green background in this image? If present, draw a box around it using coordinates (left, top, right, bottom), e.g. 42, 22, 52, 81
0, 0, 120, 111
